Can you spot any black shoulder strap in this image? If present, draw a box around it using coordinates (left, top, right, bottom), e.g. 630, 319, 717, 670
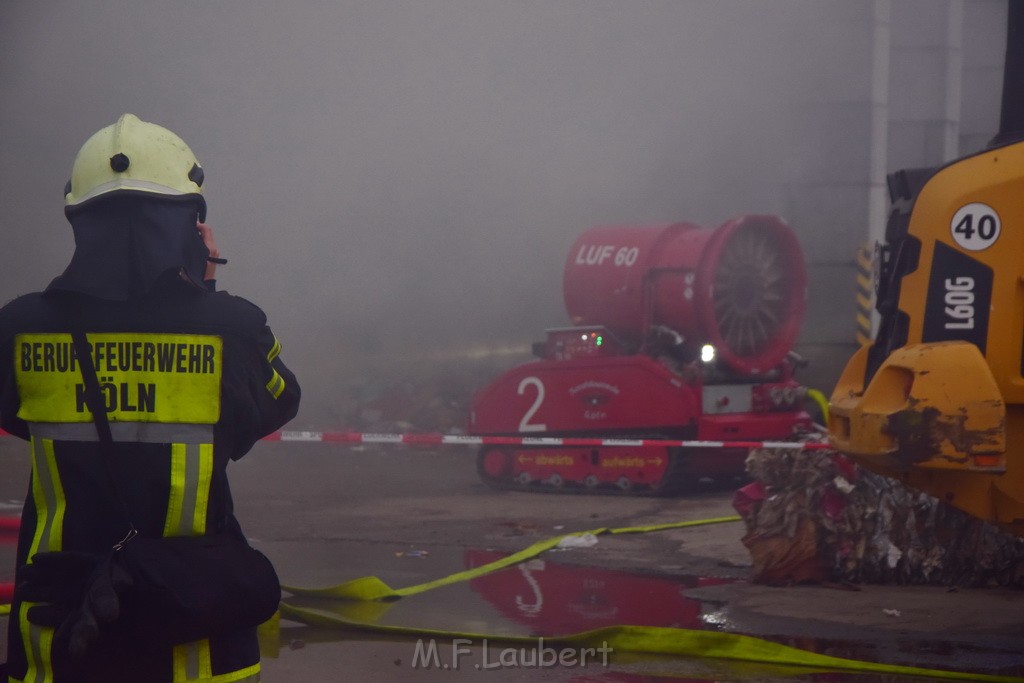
70, 329, 138, 547
70, 330, 113, 444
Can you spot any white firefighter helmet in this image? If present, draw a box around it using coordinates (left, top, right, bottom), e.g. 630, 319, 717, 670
64, 113, 205, 215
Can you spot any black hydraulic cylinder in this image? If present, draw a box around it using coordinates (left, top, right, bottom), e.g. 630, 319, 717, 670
991, 0, 1024, 146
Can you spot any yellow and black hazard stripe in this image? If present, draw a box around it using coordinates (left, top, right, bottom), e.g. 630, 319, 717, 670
855, 243, 874, 346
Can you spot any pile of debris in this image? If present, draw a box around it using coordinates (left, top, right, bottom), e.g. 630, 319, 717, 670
343, 366, 509, 435
734, 446, 1024, 587
345, 374, 470, 434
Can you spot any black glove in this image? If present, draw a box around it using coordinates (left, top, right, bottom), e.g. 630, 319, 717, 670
20, 551, 134, 657
18, 551, 103, 606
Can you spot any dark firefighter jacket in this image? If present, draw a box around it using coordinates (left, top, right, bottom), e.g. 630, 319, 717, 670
0, 282, 300, 683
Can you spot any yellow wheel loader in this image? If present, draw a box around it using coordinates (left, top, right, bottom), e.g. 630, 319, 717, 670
829, 2, 1024, 537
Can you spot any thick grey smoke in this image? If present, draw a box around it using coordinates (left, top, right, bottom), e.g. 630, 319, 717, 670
0, 1, 976, 426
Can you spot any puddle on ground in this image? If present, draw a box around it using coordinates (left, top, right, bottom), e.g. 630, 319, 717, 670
273, 548, 1024, 681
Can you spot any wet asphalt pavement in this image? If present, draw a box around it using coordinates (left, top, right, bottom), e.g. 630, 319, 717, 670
2, 437, 1023, 681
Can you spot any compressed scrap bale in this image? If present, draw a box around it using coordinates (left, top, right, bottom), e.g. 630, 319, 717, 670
742, 517, 827, 585
735, 446, 1024, 587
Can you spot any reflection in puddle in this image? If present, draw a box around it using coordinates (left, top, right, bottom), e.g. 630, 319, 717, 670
465, 549, 734, 635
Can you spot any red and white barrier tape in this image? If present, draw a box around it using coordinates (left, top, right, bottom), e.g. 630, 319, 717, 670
0, 516, 19, 536
262, 430, 832, 450
1, 517, 16, 602
1, 427, 830, 450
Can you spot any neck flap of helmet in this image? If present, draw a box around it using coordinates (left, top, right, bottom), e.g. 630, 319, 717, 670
46, 193, 210, 301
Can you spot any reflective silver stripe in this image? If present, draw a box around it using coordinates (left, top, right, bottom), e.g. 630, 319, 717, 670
29, 437, 64, 556
29, 422, 214, 444
67, 178, 191, 205
171, 641, 260, 682
173, 640, 204, 681
179, 443, 201, 536
207, 664, 260, 682
176, 444, 199, 540
186, 642, 200, 680
174, 639, 257, 682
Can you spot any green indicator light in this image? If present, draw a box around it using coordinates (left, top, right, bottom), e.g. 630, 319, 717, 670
596, 336, 603, 346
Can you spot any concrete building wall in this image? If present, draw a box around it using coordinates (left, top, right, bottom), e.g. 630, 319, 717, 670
784, 0, 881, 392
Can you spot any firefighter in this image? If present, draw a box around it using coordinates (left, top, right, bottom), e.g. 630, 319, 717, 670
0, 114, 301, 682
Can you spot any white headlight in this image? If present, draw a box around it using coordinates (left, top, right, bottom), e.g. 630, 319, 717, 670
701, 344, 716, 363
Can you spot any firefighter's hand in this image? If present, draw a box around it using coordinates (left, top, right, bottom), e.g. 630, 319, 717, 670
65, 555, 133, 656
197, 222, 221, 281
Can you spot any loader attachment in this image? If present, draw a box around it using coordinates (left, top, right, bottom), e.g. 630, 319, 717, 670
830, 341, 1024, 535
831, 341, 1004, 470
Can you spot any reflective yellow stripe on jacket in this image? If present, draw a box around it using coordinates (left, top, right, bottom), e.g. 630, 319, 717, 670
164, 442, 214, 537
172, 640, 261, 682
264, 335, 285, 399
18, 602, 55, 683
28, 437, 65, 558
